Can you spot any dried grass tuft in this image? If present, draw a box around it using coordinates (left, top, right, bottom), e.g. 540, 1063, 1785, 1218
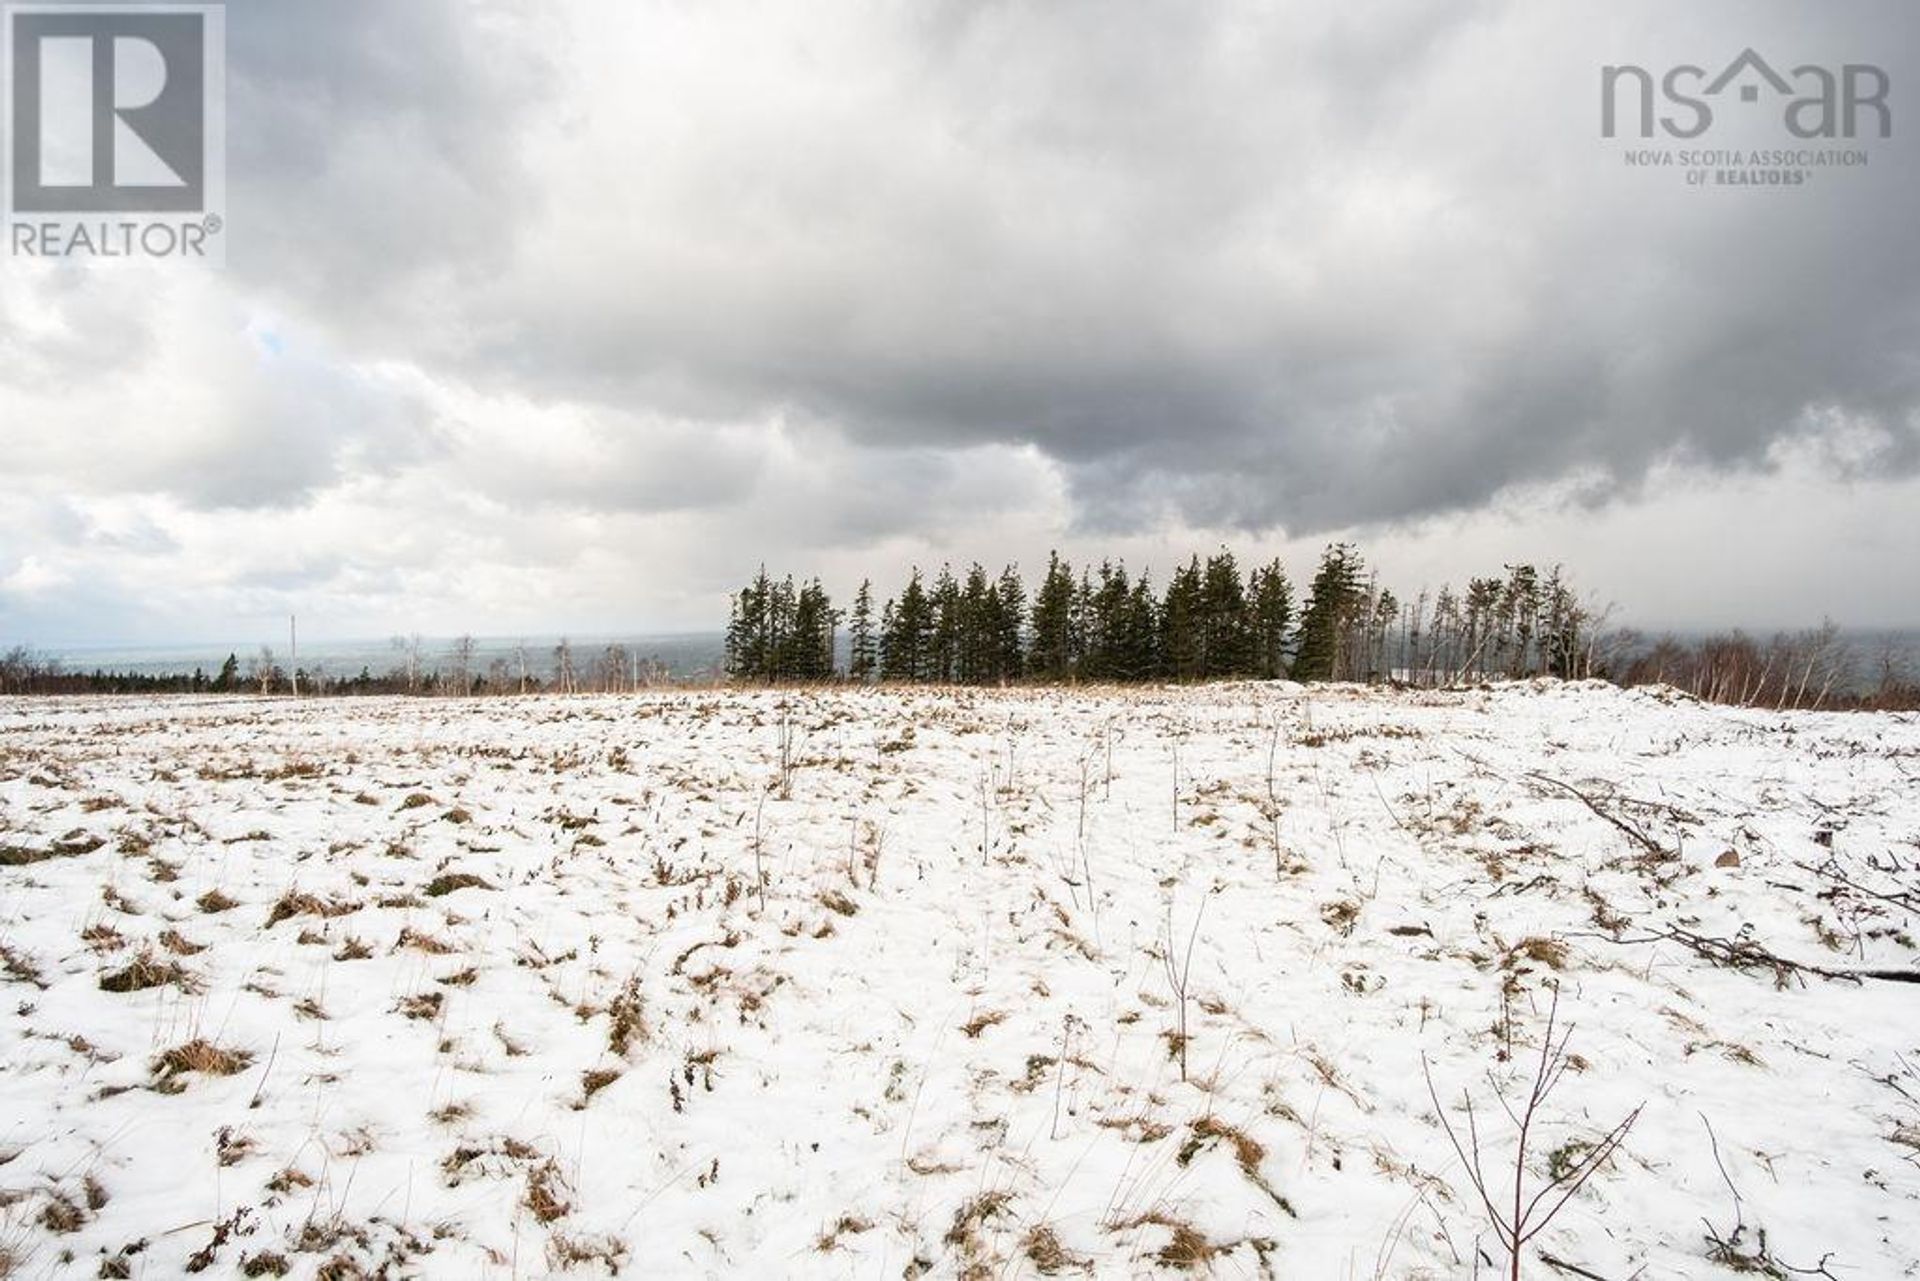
265, 892, 360, 928
196, 888, 239, 914
99, 951, 193, 994
154, 1039, 253, 1079
1022, 1224, 1091, 1274
424, 872, 493, 897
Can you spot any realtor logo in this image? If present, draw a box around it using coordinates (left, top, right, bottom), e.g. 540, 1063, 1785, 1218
4, 3, 225, 260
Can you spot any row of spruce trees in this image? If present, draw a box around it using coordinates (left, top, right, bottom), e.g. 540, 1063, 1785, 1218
725, 543, 1587, 686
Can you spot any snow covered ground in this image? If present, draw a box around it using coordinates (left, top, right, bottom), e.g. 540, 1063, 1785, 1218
1, 682, 1916, 1279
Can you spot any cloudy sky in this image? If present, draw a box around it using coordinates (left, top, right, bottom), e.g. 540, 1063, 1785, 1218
3, 0, 1917, 648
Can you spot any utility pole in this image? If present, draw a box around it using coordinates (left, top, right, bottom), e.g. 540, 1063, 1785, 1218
289, 615, 299, 697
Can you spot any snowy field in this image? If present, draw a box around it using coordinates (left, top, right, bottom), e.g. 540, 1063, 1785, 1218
1, 683, 1916, 1279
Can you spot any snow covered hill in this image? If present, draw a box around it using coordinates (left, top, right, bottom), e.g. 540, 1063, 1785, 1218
1, 683, 1915, 1278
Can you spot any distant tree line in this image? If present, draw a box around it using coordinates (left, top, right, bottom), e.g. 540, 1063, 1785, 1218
1610, 622, 1917, 711
7, 556, 1913, 710
723, 548, 1919, 711
0, 637, 681, 699
727, 546, 1609, 688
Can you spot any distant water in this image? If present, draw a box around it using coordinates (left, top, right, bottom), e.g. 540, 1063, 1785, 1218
43, 633, 729, 683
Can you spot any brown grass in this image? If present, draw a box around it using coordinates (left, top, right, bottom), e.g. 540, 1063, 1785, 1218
98, 951, 193, 994
40, 1191, 86, 1234
159, 928, 206, 956
154, 1039, 253, 1079
816, 1215, 875, 1252
961, 1010, 1008, 1038
1022, 1224, 1091, 1274
424, 872, 493, 897
0, 844, 59, 866
546, 1234, 628, 1272
1155, 1223, 1216, 1270
266, 1167, 314, 1194
608, 977, 647, 1055
1320, 899, 1362, 936
525, 1160, 571, 1223
80, 923, 125, 953
1179, 1115, 1265, 1179
396, 992, 444, 1021
395, 927, 457, 955
1504, 935, 1571, 970
2, 942, 46, 987
944, 1189, 1014, 1262
196, 888, 239, 913
1, 830, 103, 865
1177, 1115, 1299, 1215
265, 892, 360, 928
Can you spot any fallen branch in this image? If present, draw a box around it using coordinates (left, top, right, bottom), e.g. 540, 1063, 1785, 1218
1536, 1251, 1614, 1281
1582, 926, 1920, 988
1525, 774, 1669, 859
1795, 857, 1918, 916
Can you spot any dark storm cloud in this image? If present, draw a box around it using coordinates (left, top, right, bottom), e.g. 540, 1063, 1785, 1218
225, 0, 553, 329
8, 0, 1919, 651
245, 0, 1901, 536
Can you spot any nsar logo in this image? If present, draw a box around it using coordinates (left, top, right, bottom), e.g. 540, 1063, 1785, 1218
1602, 48, 1891, 141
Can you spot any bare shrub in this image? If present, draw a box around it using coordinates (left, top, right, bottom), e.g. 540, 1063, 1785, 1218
1424, 988, 1641, 1281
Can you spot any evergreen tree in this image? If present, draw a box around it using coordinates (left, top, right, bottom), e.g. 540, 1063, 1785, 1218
994, 565, 1027, 682
1080, 561, 1130, 681
725, 567, 774, 682
1029, 552, 1077, 681
725, 570, 834, 682
1199, 550, 1252, 678
1248, 559, 1293, 679
1116, 572, 1161, 681
880, 569, 933, 682
1160, 557, 1205, 681
930, 566, 962, 683
958, 564, 994, 684
766, 575, 797, 679
848, 579, 877, 683
782, 579, 838, 680
878, 599, 900, 679
1293, 544, 1368, 682
977, 582, 1006, 683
